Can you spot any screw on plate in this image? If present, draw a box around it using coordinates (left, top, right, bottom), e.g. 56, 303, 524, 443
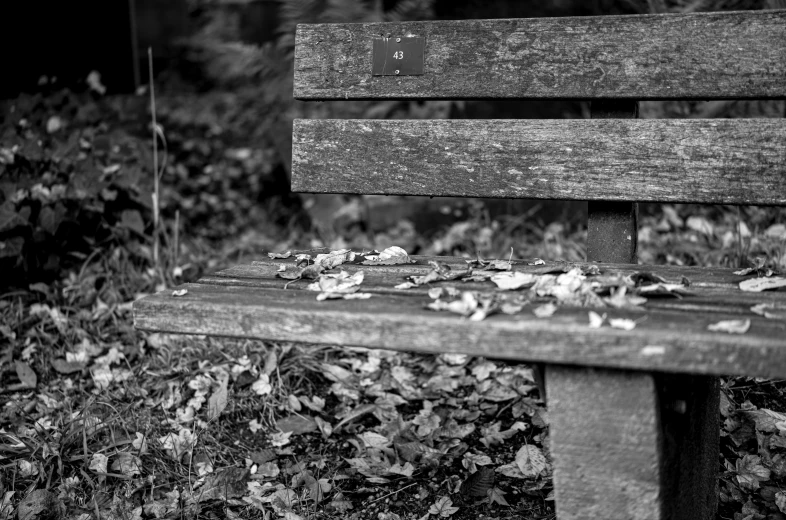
395, 70, 400, 75
396, 38, 401, 42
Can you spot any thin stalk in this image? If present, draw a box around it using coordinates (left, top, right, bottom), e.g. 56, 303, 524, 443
148, 48, 161, 279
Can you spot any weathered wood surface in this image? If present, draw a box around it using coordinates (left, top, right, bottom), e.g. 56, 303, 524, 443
134, 279, 786, 379
587, 101, 639, 264
548, 368, 662, 520
294, 10, 786, 100
547, 368, 718, 519
292, 119, 786, 205
217, 256, 777, 289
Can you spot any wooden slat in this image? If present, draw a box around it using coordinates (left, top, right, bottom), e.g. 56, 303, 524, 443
294, 10, 786, 100
292, 119, 786, 205
216, 256, 774, 289
133, 282, 786, 379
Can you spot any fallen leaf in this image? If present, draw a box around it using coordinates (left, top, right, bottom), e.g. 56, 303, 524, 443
609, 318, 636, 331
588, 311, 606, 329
428, 496, 459, 517
199, 467, 250, 501
89, 453, 108, 475
514, 445, 547, 478
268, 251, 292, 259
143, 489, 180, 518
388, 462, 415, 477
111, 453, 142, 477
460, 467, 495, 497
707, 319, 750, 334
736, 454, 770, 490
361, 246, 413, 265
751, 302, 786, 320
487, 487, 509, 506
739, 277, 786, 292
308, 270, 365, 300
776, 491, 786, 514
532, 303, 557, 318
314, 249, 355, 269
15, 361, 37, 387
16, 490, 65, 520
207, 378, 228, 421
491, 272, 537, 290
276, 415, 318, 435
427, 292, 478, 317
172, 289, 188, 297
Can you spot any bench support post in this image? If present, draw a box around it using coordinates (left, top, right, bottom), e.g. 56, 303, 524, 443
546, 367, 719, 520
543, 99, 719, 519
587, 99, 639, 264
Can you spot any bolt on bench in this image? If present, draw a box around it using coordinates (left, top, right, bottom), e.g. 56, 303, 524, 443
135, 9, 786, 520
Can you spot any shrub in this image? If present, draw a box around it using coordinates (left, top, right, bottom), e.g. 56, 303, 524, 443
0, 90, 153, 287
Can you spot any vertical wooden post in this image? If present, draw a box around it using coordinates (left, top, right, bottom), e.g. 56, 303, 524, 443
544, 99, 719, 520
587, 100, 638, 264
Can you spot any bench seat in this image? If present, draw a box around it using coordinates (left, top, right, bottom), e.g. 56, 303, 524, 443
134, 255, 786, 379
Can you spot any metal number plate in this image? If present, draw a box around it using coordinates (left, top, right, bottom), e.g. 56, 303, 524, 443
372, 37, 425, 76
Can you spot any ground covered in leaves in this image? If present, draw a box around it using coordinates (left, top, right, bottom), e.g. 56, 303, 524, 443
2, 86, 786, 520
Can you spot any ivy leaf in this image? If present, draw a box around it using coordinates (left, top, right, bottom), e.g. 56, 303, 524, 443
487, 487, 509, 506
428, 496, 459, 517
735, 454, 770, 490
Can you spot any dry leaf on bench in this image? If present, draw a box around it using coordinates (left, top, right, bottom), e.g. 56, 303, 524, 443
532, 303, 557, 318
707, 319, 750, 334
361, 246, 413, 265
172, 289, 188, 297
751, 303, 786, 320
491, 272, 537, 290
427, 292, 478, 317
315, 249, 355, 269
588, 311, 606, 329
307, 271, 370, 301
609, 318, 637, 331
268, 251, 291, 259
740, 277, 786, 292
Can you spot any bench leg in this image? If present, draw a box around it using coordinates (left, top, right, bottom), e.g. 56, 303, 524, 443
546, 365, 719, 520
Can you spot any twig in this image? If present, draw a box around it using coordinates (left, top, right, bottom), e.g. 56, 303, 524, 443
367, 482, 418, 505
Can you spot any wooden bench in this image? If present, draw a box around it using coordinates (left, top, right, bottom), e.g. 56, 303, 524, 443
134, 9, 786, 520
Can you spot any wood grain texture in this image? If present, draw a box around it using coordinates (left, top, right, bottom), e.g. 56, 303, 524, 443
133, 282, 786, 379
292, 119, 786, 205
547, 367, 663, 520
294, 10, 786, 100
547, 369, 719, 519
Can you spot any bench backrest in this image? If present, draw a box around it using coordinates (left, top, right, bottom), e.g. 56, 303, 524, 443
291, 10, 785, 209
